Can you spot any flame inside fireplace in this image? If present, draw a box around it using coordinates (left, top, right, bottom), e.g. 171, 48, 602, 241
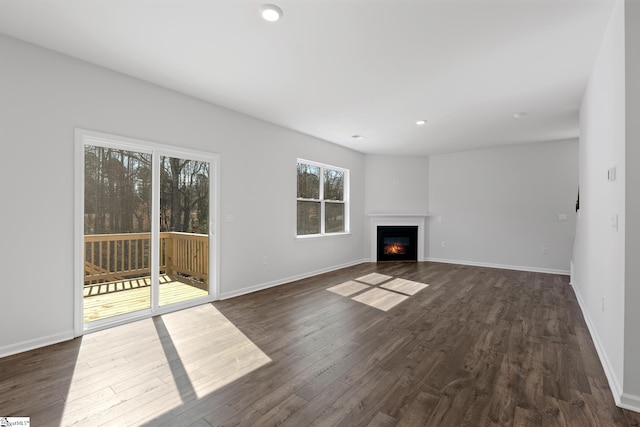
384, 243, 406, 255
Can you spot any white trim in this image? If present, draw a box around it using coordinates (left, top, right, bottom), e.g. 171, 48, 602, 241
425, 257, 570, 276
74, 128, 221, 336
0, 330, 74, 359
151, 149, 161, 311
368, 214, 428, 262
211, 157, 221, 301
74, 131, 85, 337
619, 394, 640, 412
368, 213, 430, 217
297, 158, 349, 174
296, 231, 351, 240
77, 128, 216, 159
571, 280, 640, 413
220, 259, 368, 300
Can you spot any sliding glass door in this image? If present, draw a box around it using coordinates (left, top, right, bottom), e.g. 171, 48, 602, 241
77, 130, 218, 333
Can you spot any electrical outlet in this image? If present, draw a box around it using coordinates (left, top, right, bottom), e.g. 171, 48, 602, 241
541, 246, 548, 255
440, 241, 446, 248
602, 297, 605, 312
263, 256, 268, 265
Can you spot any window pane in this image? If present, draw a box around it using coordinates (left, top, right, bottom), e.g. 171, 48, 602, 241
297, 201, 321, 235
159, 156, 210, 307
297, 163, 320, 199
160, 157, 209, 234
325, 202, 345, 233
83, 145, 152, 323
324, 169, 344, 201
84, 146, 152, 235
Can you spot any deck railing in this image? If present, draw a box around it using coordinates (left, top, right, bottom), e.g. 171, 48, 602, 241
84, 232, 209, 285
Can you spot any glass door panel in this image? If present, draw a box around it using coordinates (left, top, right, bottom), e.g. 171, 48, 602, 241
159, 156, 210, 306
83, 145, 152, 323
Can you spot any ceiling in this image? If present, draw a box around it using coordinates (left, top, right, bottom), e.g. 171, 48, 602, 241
0, 0, 615, 155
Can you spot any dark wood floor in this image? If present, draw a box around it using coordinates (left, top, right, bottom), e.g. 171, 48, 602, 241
2, 262, 640, 426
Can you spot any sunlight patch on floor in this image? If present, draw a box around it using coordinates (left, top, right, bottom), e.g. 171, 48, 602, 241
352, 287, 409, 311
355, 273, 393, 285
326, 280, 370, 296
327, 274, 429, 312
156, 304, 272, 399
381, 278, 428, 295
60, 304, 271, 425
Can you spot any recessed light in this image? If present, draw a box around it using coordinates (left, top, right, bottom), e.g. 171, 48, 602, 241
352, 135, 366, 140
512, 112, 528, 119
415, 119, 427, 126
260, 4, 283, 22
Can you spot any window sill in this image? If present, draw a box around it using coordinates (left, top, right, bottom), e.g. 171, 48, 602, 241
296, 232, 351, 240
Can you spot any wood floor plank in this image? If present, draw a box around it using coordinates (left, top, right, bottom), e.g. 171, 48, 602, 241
309, 367, 391, 427
250, 394, 308, 426
0, 262, 637, 426
294, 339, 381, 402
513, 406, 542, 427
247, 342, 361, 414
280, 381, 352, 427
365, 411, 397, 427
395, 390, 440, 427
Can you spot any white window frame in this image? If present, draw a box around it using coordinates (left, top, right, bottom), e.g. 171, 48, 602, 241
296, 158, 350, 238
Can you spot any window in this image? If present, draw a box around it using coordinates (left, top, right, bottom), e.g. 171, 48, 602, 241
297, 159, 349, 236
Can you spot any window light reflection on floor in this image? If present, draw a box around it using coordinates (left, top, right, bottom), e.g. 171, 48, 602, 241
154, 304, 272, 400
59, 304, 271, 425
326, 274, 429, 312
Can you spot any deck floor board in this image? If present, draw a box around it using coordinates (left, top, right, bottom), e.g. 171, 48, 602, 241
83, 275, 208, 322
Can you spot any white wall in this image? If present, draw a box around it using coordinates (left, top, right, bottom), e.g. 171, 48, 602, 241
364, 155, 429, 259
428, 140, 578, 274
624, 0, 640, 403
574, 0, 626, 404
0, 34, 366, 356
573, 0, 640, 410
364, 155, 429, 214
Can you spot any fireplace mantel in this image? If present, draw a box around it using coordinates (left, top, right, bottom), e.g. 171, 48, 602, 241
367, 214, 428, 262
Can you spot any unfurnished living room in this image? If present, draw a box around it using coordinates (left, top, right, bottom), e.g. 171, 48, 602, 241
1, 1, 639, 426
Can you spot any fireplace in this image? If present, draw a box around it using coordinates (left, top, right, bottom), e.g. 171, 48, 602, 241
377, 226, 418, 262
368, 214, 427, 262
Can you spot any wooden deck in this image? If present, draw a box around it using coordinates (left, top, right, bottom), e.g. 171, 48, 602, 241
84, 275, 209, 323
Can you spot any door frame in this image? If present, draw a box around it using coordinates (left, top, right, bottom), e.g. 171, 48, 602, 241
74, 129, 220, 336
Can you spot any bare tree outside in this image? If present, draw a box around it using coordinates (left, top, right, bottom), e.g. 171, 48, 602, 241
84, 146, 152, 235
84, 146, 210, 235
160, 156, 210, 234
297, 163, 321, 235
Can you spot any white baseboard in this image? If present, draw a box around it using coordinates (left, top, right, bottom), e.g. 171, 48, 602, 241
569, 260, 575, 284
219, 258, 369, 300
571, 281, 640, 413
0, 330, 75, 359
620, 393, 640, 412
425, 257, 570, 276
